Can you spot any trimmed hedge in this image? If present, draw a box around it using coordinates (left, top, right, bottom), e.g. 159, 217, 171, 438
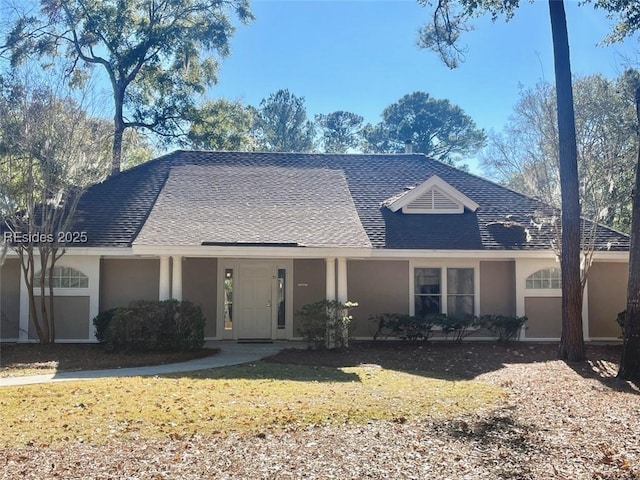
372, 313, 441, 342
478, 314, 528, 342
372, 312, 527, 343
93, 300, 205, 352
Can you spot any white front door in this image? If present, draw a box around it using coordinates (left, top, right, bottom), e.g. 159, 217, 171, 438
237, 263, 274, 339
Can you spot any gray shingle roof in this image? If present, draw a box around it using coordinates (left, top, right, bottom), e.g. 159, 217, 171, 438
70, 150, 629, 251
134, 165, 372, 248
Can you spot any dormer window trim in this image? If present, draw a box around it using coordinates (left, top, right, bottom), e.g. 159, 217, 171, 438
386, 175, 480, 214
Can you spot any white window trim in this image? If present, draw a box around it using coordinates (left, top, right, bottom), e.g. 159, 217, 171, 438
409, 259, 480, 317
525, 267, 562, 291
33, 265, 89, 292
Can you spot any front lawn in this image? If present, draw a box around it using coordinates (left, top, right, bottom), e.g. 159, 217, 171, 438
0, 361, 502, 446
2, 343, 638, 479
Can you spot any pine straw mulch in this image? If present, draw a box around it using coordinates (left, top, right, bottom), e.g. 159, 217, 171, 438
0, 343, 219, 377
2, 342, 639, 480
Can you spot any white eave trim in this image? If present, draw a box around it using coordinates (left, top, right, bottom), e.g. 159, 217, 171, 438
386, 175, 480, 213
129, 244, 629, 261
369, 249, 629, 260
131, 244, 374, 258
4, 247, 135, 257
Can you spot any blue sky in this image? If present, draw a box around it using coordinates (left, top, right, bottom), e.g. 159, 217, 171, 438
212, 0, 639, 141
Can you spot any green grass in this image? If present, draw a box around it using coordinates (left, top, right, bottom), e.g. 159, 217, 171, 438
0, 362, 504, 446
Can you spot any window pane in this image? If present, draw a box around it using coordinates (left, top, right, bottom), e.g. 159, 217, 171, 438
415, 268, 441, 295
224, 269, 233, 330
415, 295, 441, 318
277, 268, 286, 329
414, 268, 441, 317
525, 268, 561, 289
448, 268, 474, 294
448, 295, 474, 317
32, 266, 88, 289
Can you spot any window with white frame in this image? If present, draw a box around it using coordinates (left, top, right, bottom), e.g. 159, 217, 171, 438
414, 268, 442, 317
34, 266, 88, 288
447, 268, 474, 317
525, 268, 561, 289
414, 267, 475, 318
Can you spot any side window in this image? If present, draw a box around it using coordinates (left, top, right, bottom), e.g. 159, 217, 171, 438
414, 268, 441, 317
447, 268, 474, 317
526, 268, 561, 289
34, 266, 88, 288
224, 269, 233, 330
277, 268, 286, 329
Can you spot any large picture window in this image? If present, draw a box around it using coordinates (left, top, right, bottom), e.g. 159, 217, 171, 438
414, 266, 475, 318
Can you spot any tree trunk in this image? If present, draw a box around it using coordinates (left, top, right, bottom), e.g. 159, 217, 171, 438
112, 122, 124, 176
618, 85, 640, 382
111, 85, 126, 176
548, 0, 585, 361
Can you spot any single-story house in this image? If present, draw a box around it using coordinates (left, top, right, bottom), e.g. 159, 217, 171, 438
0, 151, 630, 343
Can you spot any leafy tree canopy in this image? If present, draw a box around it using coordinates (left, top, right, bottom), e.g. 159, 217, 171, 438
253, 89, 315, 152
315, 111, 364, 153
362, 91, 486, 163
2, 0, 253, 174
188, 99, 257, 151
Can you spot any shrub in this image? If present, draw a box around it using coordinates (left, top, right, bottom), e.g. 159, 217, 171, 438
297, 300, 357, 349
372, 313, 439, 341
438, 314, 481, 343
95, 300, 205, 352
92, 308, 119, 343
479, 314, 528, 342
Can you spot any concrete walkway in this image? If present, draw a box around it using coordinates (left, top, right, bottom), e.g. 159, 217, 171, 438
0, 341, 298, 387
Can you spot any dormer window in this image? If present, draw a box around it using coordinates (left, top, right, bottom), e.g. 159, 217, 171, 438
384, 175, 479, 214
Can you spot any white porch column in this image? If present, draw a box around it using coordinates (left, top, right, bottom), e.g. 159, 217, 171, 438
325, 257, 336, 302
514, 259, 526, 318
514, 259, 526, 339
159, 255, 171, 301
337, 257, 348, 303
171, 256, 183, 301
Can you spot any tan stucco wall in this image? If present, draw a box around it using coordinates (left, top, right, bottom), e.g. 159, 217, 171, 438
100, 258, 159, 311
29, 296, 90, 340
525, 296, 562, 338
480, 260, 516, 316
1, 259, 21, 340
182, 258, 217, 338
293, 259, 326, 335
347, 260, 409, 337
588, 262, 627, 338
